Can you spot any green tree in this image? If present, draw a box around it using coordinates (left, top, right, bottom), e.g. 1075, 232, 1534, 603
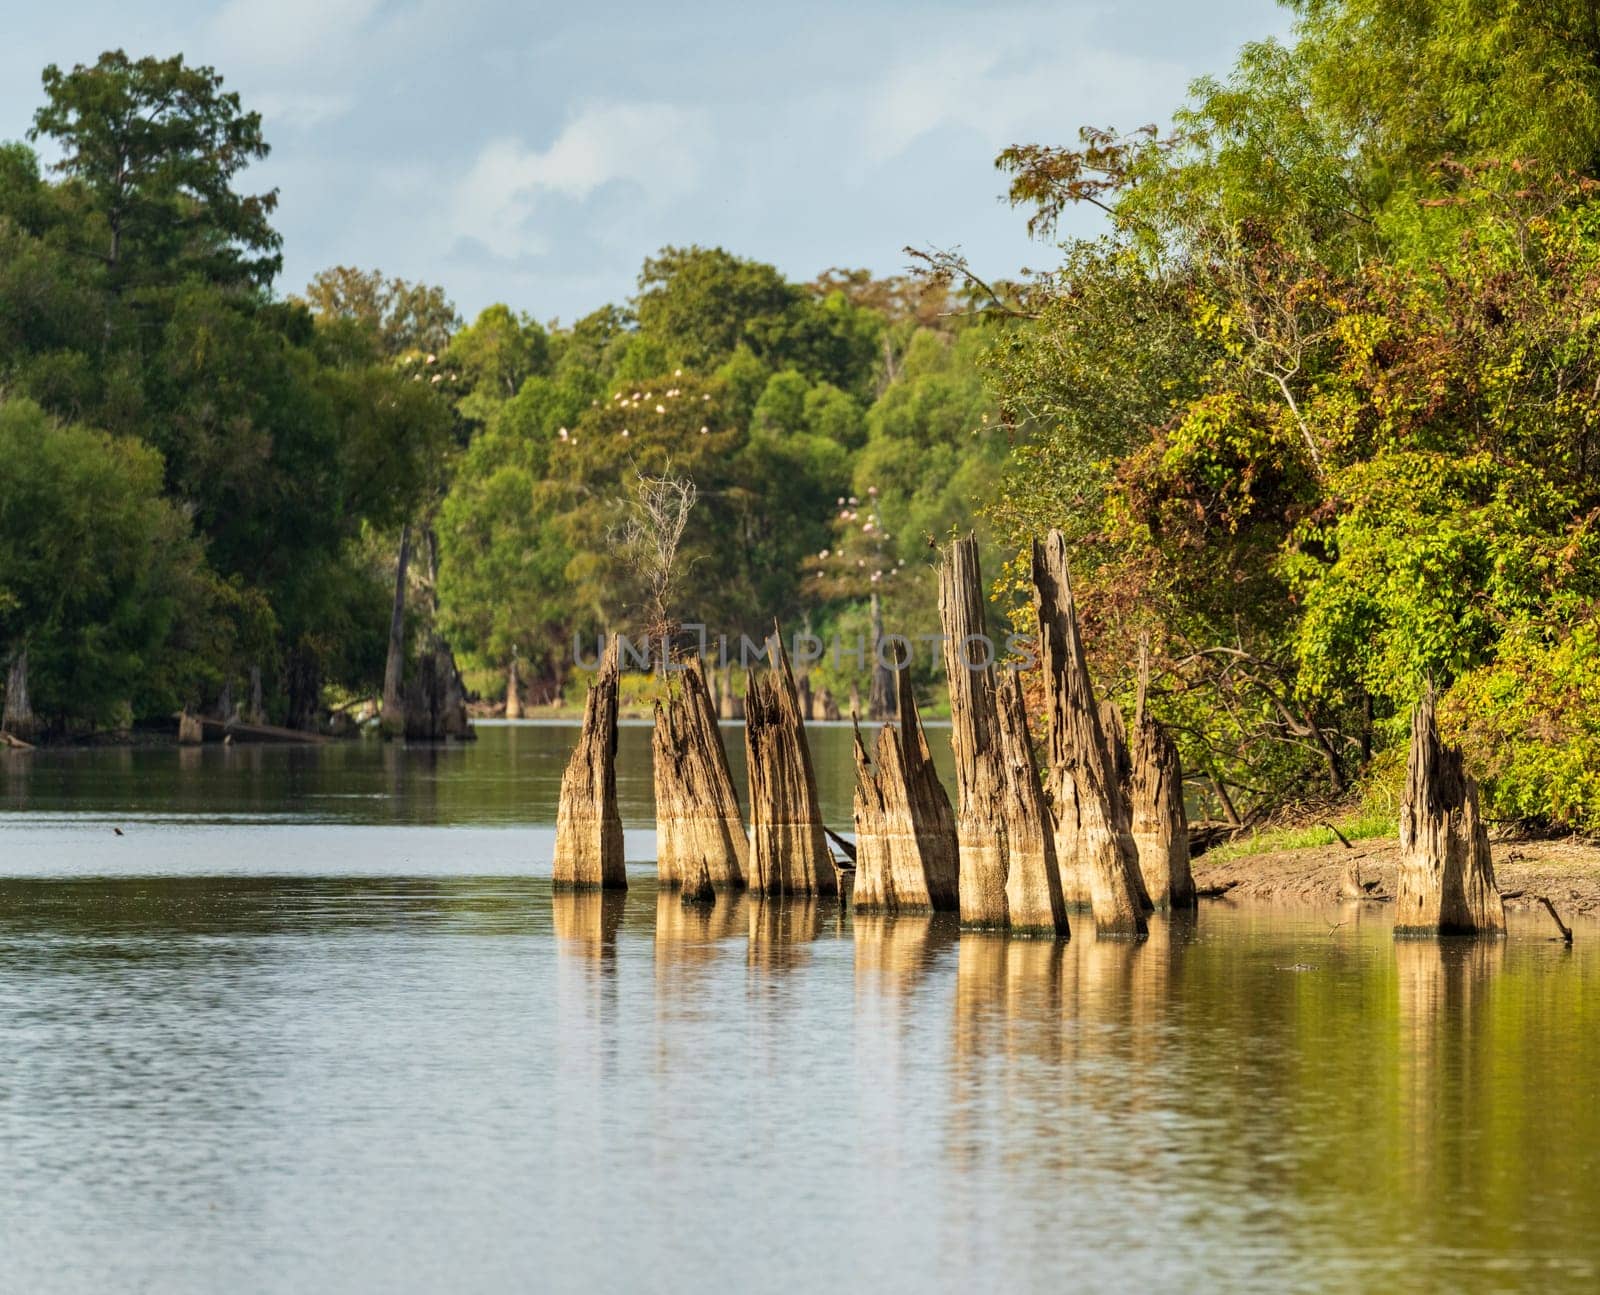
29, 50, 280, 294
0, 398, 213, 732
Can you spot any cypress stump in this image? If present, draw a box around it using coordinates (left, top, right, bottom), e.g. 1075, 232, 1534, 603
1396, 689, 1505, 936
653, 656, 748, 890
1129, 653, 1196, 909
851, 672, 959, 912
744, 631, 837, 897
552, 638, 626, 889
1032, 529, 1146, 937
940, 533, 1067, 935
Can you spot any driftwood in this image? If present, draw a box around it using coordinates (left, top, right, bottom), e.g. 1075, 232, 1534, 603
552, 638, 627, 889
939, 533, 1067, 934
851, 672, 959, 913
1537, 896, 1574, 944
744, 631, 838, 896
652, 656, 747, 889
0, 730, 33, 750
1395, 688, 1504, 936
1032, 530, 1145, 937
1129, 648, 1196, 909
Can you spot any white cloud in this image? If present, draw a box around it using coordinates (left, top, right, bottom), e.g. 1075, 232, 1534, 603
450, 102, 712, 259
209, 0, 386, 71
861, 29, 1185, 169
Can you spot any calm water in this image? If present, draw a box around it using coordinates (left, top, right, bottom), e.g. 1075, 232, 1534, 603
2, 724, 1597, 1293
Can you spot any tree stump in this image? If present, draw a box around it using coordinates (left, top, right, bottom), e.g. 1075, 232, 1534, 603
505, 659, 523, 720
552, 638, 627, 890
177, 708, 203, 746
1032, 530, 1146, 937
1129, 655, 1195, 909
940, 533, 1068, 935
1100, 698, 1154, 913
653, 656, 748, 890
744, 630, 837, 896
996, 669, 1069, 935
851, 672, 959, 913
1396, 688, 1505, 936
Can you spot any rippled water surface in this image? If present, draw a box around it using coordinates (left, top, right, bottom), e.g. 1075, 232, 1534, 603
2, 725, 1598, 1293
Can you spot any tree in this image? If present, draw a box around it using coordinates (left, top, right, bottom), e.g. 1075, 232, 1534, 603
29, 50, 280, 294
301, 266, 459, 358
0, 398, 212, 733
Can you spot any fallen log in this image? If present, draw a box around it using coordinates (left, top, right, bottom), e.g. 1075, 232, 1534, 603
1395, 687, 1504, 936
1537, 895, 1574, 944
1032, 530, 1145, 937
652, 656, 748, 890
744, 629, 838, 897
552, 638, 627, 890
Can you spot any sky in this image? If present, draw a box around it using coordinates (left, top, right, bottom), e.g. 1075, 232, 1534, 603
2, 0, 1291, 324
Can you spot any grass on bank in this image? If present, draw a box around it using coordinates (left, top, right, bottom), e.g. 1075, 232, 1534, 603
1202, 809, 1398, 864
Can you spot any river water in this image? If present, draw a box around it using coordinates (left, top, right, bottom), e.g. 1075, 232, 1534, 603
1, 722, 1597, 1293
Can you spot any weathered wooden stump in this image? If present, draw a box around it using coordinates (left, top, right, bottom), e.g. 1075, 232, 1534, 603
552, 638, 627, 889
851, 672, 959, 913
1396, 689, 1505, 937
812, 687, 841, 722
177, 708, 203, 746
505, 660, 523, 719
1099, 697, 1154, 912
939, 533, 1067, 935
4, 647, 36, 742
744, 631, 838, 897
1129, 653, 1196, 909
653, 656, 748, 890
1032, 530, 1146, 937
995, 669, 1069, 935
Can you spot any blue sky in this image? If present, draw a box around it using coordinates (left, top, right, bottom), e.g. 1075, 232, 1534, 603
3, 0, 1290, 323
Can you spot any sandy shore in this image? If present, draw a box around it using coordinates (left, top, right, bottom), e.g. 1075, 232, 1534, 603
1193, 835, 1600, 918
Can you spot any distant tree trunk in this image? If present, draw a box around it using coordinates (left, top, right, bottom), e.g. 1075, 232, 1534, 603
744, 631, 837, 897
404, 634, 473, 740
505, 657, 523, 719
1396, 688, 1505, 937
3, 646, 36, 741
286, 643, 322, 733
848, 679, 863, 720
246, 665, 265, 726
381, 523, 411, 739
1032, 529, 1146, 938
552, 637, 626, 889
852, 670, 959, 913
796, 672, 812, 722
653, 656, 747, 889
868, 591, 894, 721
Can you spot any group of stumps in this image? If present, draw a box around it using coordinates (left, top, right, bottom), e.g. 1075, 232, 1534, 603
552, 529, 1510, 941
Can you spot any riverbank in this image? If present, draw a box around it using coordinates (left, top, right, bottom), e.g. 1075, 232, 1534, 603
1193, 833, 1600, 917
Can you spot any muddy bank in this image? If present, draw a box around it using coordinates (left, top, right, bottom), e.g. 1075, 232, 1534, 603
1194, 836, 1600, 917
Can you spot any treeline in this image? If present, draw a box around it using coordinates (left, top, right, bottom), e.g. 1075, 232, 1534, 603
0, 51, 1002, 741
973, 0, 1600, 832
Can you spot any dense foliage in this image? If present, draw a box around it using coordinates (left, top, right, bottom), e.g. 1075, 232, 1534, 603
978, 0, 1600, 829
